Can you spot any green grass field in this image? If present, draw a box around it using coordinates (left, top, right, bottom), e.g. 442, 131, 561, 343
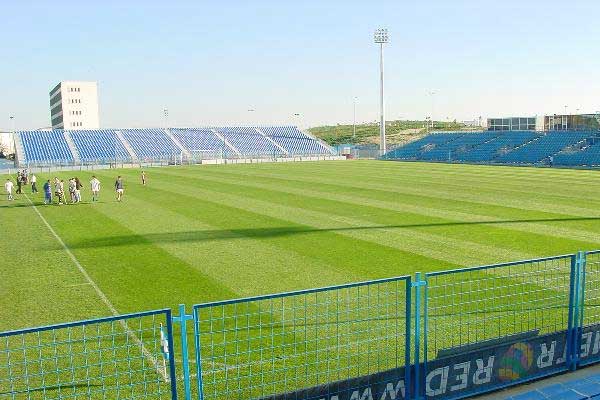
2, 160, 600, 399
2, 160, 600, 330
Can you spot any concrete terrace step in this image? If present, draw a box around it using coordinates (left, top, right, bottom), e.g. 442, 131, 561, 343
164, 128, 190, 158
63, 131, 81, 163
115, 130, 139, 162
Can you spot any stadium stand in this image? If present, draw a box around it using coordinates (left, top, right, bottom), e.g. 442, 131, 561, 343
20, 130, 74, 164
259, 126, 332, 155
495, 131, 590, 164
214, 127, 283, 157
14, 126, 335, 168
457, 131, 540, 162
119, 129, 182, 161
385, 130, 600, 167
420, 131, 500, 161
554, 138, 600, 167
70, 130, 130, 163
385, 132, 464, 159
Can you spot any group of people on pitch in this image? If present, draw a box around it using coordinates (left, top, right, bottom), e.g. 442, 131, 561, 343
4, 171, 147, 204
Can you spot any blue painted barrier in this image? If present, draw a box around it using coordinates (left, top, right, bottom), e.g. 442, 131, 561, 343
3, 250, 600, 399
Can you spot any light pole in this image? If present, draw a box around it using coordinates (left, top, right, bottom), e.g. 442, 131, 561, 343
428, 91, 436, 129
9, 116, 15, 155
353, 97, 357, 141
374, 28, 388, 155
247, 108, 256, 125
163, 108, 169, 128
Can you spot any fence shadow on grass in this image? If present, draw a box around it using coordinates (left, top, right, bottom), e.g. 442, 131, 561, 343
67, 216, 600, 249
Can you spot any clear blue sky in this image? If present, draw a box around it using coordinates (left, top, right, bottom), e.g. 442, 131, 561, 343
2, 0, 599, 130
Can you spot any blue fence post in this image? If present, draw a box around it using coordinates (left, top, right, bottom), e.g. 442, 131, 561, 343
567, 254, 578, 371
567, 251, 587, 371
173, 304, 194, 400
193, 307, 204, 400
413, 272, 427, 400
578, 251, 587, 333
575, 251, 587, 369
165, 309, 179, 400
404, 277, 412, 400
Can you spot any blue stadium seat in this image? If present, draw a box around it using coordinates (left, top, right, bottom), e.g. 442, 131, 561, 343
420, 131, 500, 161
386, 132, 464, 159
259, 126, 332, 155
70, 130, 130, 163
385, 130, 600, 166
19, 130, 74, 164
214, 127, 284, 157
554, 138, 600, 166
458, 131, 539, 162
170, 128, 224, 152
120, 129, 181, 160
17, 126, 334, 166
496, 131, 590, 164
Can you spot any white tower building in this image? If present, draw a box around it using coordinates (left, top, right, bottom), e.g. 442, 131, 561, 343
49, 81, 99, 130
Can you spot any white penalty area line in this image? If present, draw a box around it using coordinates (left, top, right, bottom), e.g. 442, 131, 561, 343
24, 195, 169, 382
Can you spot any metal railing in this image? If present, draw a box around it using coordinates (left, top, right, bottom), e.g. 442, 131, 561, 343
4, 251, 600, 399
0, 309, 177, 400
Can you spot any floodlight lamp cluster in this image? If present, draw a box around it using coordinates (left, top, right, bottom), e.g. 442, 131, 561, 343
374, 28, 389, 43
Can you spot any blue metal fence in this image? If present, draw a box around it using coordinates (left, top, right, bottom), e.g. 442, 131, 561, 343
422, 254, 576, 399
579, 250, 600, 367
192, 276, 412, 400
0, 309, 177, 400
4, 251, 600, 400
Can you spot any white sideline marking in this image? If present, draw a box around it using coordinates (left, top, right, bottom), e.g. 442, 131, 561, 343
25, 195, 169, 382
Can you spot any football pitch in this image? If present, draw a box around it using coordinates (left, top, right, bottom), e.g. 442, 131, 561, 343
2, 159, 600, 399
2, 159, 600, 331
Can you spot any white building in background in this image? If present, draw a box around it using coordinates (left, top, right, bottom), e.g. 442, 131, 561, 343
49, 81, 99, 129
0, 131, 14, 153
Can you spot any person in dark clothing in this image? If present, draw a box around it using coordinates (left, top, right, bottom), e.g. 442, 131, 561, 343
74, 177, 83, 203
43, 180, 52, 204
16, 173, 22, 194
115, 176, 124, 202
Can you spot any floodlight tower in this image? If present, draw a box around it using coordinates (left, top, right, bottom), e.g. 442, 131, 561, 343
374, 28, 388, 155
163, 108, 169, 128
9, 116, 15, 156
353, 97, 358, 140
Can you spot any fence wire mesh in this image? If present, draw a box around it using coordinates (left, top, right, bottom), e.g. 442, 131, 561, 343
425, 256, 573, 360
193, 277, 410, 400
581, 250, 600, 366
0, 310, 176, 400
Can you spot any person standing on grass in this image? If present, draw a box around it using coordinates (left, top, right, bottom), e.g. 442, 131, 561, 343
69, 178, 77, 203
90, 176, 100, 202
53, 177, 60, 203
16, 172, 22, 194
43, 180, 52, 204
74, 177, 83, 203
54, 178, 64, 205
30, 174, 38, 193
4, 179, 14, 201
141, 171, 146, 185
115, 176, 124, 202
